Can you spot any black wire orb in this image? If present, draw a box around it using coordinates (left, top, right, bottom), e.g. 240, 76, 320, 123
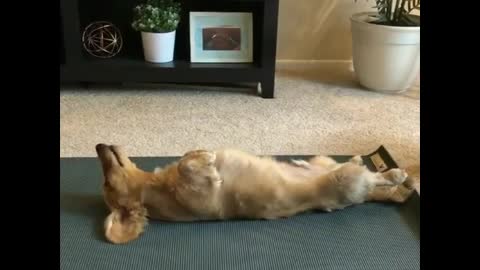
82, 21, 123, 58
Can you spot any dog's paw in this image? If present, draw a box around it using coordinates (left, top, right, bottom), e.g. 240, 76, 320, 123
349, 155, 363, 165
309, 156, 338, 168
403, 164, 420, 192
179, 150, 217, 172
291, 159, 310, 169
386, 169, 408, 185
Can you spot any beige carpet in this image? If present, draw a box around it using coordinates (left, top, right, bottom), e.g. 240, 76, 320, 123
60, 62, 420, 170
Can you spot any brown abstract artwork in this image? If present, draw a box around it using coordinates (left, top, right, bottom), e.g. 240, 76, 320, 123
202, 27, 241, 51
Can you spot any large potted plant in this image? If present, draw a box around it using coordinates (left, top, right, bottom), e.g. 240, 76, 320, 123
132, 0, 181, 63
351, 0, 420, 93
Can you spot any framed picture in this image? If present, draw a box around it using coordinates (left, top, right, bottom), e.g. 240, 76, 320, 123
189, 12, 253, 63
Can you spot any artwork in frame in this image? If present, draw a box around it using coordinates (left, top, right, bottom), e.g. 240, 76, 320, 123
189, 12, 253, 63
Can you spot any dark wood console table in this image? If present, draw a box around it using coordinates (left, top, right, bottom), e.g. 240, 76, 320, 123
60, 0, 279, 98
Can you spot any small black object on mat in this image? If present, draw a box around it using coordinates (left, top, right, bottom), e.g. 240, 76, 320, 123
60, 146, 419, 270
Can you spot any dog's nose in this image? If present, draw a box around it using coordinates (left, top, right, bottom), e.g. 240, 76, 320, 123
96, 143, 109, 153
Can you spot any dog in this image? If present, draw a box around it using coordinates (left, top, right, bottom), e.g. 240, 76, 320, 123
95, 144, 414, 244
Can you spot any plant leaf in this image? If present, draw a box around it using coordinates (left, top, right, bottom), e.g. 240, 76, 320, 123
406, 14, 420, 25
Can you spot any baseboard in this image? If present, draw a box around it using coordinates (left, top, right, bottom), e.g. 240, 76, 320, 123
275, 60, 354, 69
275, 60, 355, 73
276, 59, 353, 64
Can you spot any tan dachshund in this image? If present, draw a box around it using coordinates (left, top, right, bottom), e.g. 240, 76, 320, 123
95, 144, 414, 244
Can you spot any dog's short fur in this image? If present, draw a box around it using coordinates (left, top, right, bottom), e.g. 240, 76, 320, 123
95, 144, 414, 244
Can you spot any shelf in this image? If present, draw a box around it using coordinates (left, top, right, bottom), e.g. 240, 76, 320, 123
61, 57, 263, 83
61, 0, 279, 98
83, 56, 260, 70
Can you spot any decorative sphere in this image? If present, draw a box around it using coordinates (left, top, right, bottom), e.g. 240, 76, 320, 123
82, 21, 123, 58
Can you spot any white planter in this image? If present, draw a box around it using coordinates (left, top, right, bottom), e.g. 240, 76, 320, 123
350, 12, 420, 93
141, 31, 176, 63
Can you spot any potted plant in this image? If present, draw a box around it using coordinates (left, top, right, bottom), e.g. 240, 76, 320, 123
132, 0, 181, 63
351, 0, 420, 93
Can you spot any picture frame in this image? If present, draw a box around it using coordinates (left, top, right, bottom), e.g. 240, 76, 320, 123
189, 12, 253, 63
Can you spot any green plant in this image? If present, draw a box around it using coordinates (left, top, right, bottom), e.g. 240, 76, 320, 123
132, 0, 181, 33
355, 0, 420, 26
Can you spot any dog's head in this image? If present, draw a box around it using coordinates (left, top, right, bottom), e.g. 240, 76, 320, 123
95, 144, 148, 244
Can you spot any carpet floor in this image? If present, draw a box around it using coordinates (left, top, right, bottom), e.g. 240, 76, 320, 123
60, 61, 420, 171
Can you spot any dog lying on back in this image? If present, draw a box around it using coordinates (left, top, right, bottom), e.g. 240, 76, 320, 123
95, 144, 414, 244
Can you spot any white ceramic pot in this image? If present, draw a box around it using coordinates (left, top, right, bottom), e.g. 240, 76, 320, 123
141, 31, 176, 63
350, 12, 420, 93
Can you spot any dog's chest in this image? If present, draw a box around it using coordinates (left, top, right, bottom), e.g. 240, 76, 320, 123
142, 188, 196, 221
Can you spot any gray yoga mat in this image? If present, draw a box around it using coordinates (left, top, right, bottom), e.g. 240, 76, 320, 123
60, 150, 419, 270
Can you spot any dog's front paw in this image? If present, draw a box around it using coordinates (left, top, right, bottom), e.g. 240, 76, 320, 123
309, 156, 338, 168
349, 155, 363, 165
179, 150, 217, 172
291, 159, 310, 169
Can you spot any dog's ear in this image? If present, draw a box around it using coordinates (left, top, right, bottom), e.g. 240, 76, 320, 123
104, 208, 147, 244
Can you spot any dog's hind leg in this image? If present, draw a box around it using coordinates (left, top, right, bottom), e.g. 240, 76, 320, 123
371, 169, 408, 186
366, 184, 414, 203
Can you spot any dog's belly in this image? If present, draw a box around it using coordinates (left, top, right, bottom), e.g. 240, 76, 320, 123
211, 150, 329, 219
216, 165, 325, 220
279, 162, 331, 181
